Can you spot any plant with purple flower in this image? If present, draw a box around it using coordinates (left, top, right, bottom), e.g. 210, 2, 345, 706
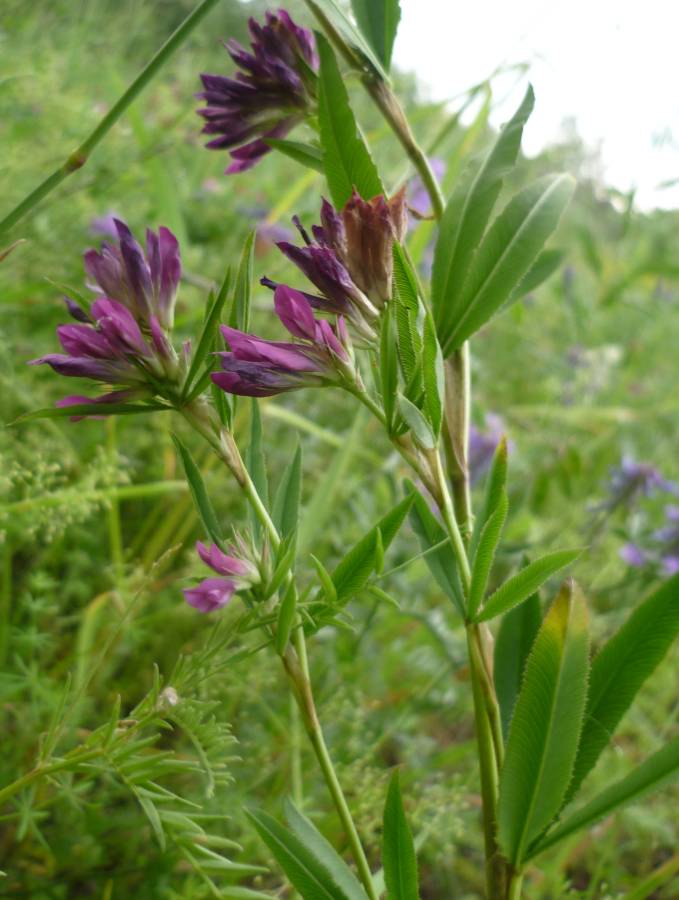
197, 9, 318, 174
184, 539, 260, 613
598, 455, 678, 512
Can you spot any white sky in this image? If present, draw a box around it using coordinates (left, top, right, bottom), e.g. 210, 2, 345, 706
393, 0, 679, 210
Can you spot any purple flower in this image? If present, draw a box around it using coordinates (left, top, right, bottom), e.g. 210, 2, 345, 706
84, 219, 181, 328
197, 10, 318, 175
184, 541, 259, 613
599, 456, 677, 512
408, 158, 445, 218
212, 285, 352, 398
619, 542, 647, 567
469, 414, 507, 485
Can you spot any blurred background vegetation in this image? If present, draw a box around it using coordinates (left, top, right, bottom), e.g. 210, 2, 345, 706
1, 0, 678, 896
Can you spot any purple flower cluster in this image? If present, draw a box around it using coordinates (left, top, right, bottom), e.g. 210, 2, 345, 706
184, 540, 260, 613
599, 456, 677, 513
620, 505, 679, 575
197, 10, 318, 174
30, 220, 181, 410
212, 284, 352, 397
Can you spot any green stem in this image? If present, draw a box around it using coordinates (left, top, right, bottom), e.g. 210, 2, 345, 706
0, 0, 221, 236
0, 749, 102, 808
507, 870, 524, 900
180, 401, 376, 899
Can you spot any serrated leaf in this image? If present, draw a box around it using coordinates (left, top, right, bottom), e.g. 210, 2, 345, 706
379, 305, 399, 432
392, 244, 422, 396
246, 807, 358, 900
311, 554, 338, 605
308, 0, 389, 79
284, 800, 369, 900
432, 86, 535, 350
567, 572, 679, 802
171, 434, 224, 547
382, 771, 418, 900
405, 480, 465, 618
494, 591, 542, 739
350, 0, 401, 70
421, 313, 444, 436
332, 495, 414, 602
273, 444, 302, 539
508, 247, 563, 305
266, 138, 325, 173
183, 267, 232, 400
397, 396, 435, 450
444, 173, 575, 353
229, 230, 256, 332
317, 33, 384, 208
497, 580, 590, 865
470, 437, 507, 559
528, 736, 679, 859
467, 490, 508, 619
476, 549, 582, 623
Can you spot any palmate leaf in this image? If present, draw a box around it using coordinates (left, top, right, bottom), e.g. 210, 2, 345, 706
331, 494, 414, 603
497, 580, 590, 866
432, 86, 535, 352
566, 571, 679, 802
246, 805, 366, 900
382, 771, 419, 900
475, 549, 582, 623
444, 173, 575, 353
493, 591, 542, 739
350, 0, 401, 70
528, 735, 679, 859
317, 33, 384, 208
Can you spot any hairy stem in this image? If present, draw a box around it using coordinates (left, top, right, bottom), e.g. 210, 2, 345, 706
0, 0, 221, 236
180, 401, 376, 898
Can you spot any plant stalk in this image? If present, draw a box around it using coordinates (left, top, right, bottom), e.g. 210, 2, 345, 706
0, 0, 221, 236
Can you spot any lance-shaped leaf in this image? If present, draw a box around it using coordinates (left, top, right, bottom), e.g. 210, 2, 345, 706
497, 580, 590, 865
229, 230, 256, 332
317, 33, 384, 208
273, 444, 302, 539
331, 494, 413, 602
567, 572, 679, 802
379, 305, 399, 432
467, 489, 508, 620
171, 434, 224, 547
422, 312, 444, 437
432, 86, 535, 350
476, 549, 582, 623
350, 0, 401, 70
508, 247, 564, 305
308, 0, 389, 79
284, 800, 369, 900
266, 138, 325, 173
382, 770, 419, 900
246, 400, 269, 543
444, 173, 575, 353
183, 266, 232, 401
493, 591, 542, 739
470, 437, 508, 559
246, 807, 366, 900
406, 480, 465, 618
275, 583, 298, 655
15, 401, 168, 422
528, 735, 679, 859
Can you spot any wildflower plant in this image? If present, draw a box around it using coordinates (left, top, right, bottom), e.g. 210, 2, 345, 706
2, 1, 679, 898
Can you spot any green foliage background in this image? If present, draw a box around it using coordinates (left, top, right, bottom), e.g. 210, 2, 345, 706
1, 0, 678, 896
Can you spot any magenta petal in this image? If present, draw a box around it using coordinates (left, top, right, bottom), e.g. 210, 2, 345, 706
196, 541, 251, 576
274, 284, 316, 340
184, 577, 236, 613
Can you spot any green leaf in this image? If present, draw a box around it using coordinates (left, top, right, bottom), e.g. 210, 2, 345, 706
230, 230, 256, 332
171, 434, 224, 547
317, 33, 384, 208
528, 736, 679, 859
508, 247, 563, 304
382, 771, 418, 900
497, 580, 590, 865
444, 173, 575, 353
273, 445, 303, 539
246, 808, 358, 900
332, 494, 414, 602
182, 267, 232, 400
494, 591, 542, 739
567, 572, 679, 802
392, 244, 423, 401
421, 313, 444, 436
350, 0, 401, 70
266, 138, 325, 173
246, 401, 269, 543
275, 584, 298, 655
431, 86, 535, 351
476, 549, 582, 623
397, 396, 435, 450
470, 437, 507, 560
379, 305, 399, 432
284, 800, 369, 900
467, 490, 508, 619
311, 554, 339, 605
308, 0, 389, 79
406, 481, 464, 618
